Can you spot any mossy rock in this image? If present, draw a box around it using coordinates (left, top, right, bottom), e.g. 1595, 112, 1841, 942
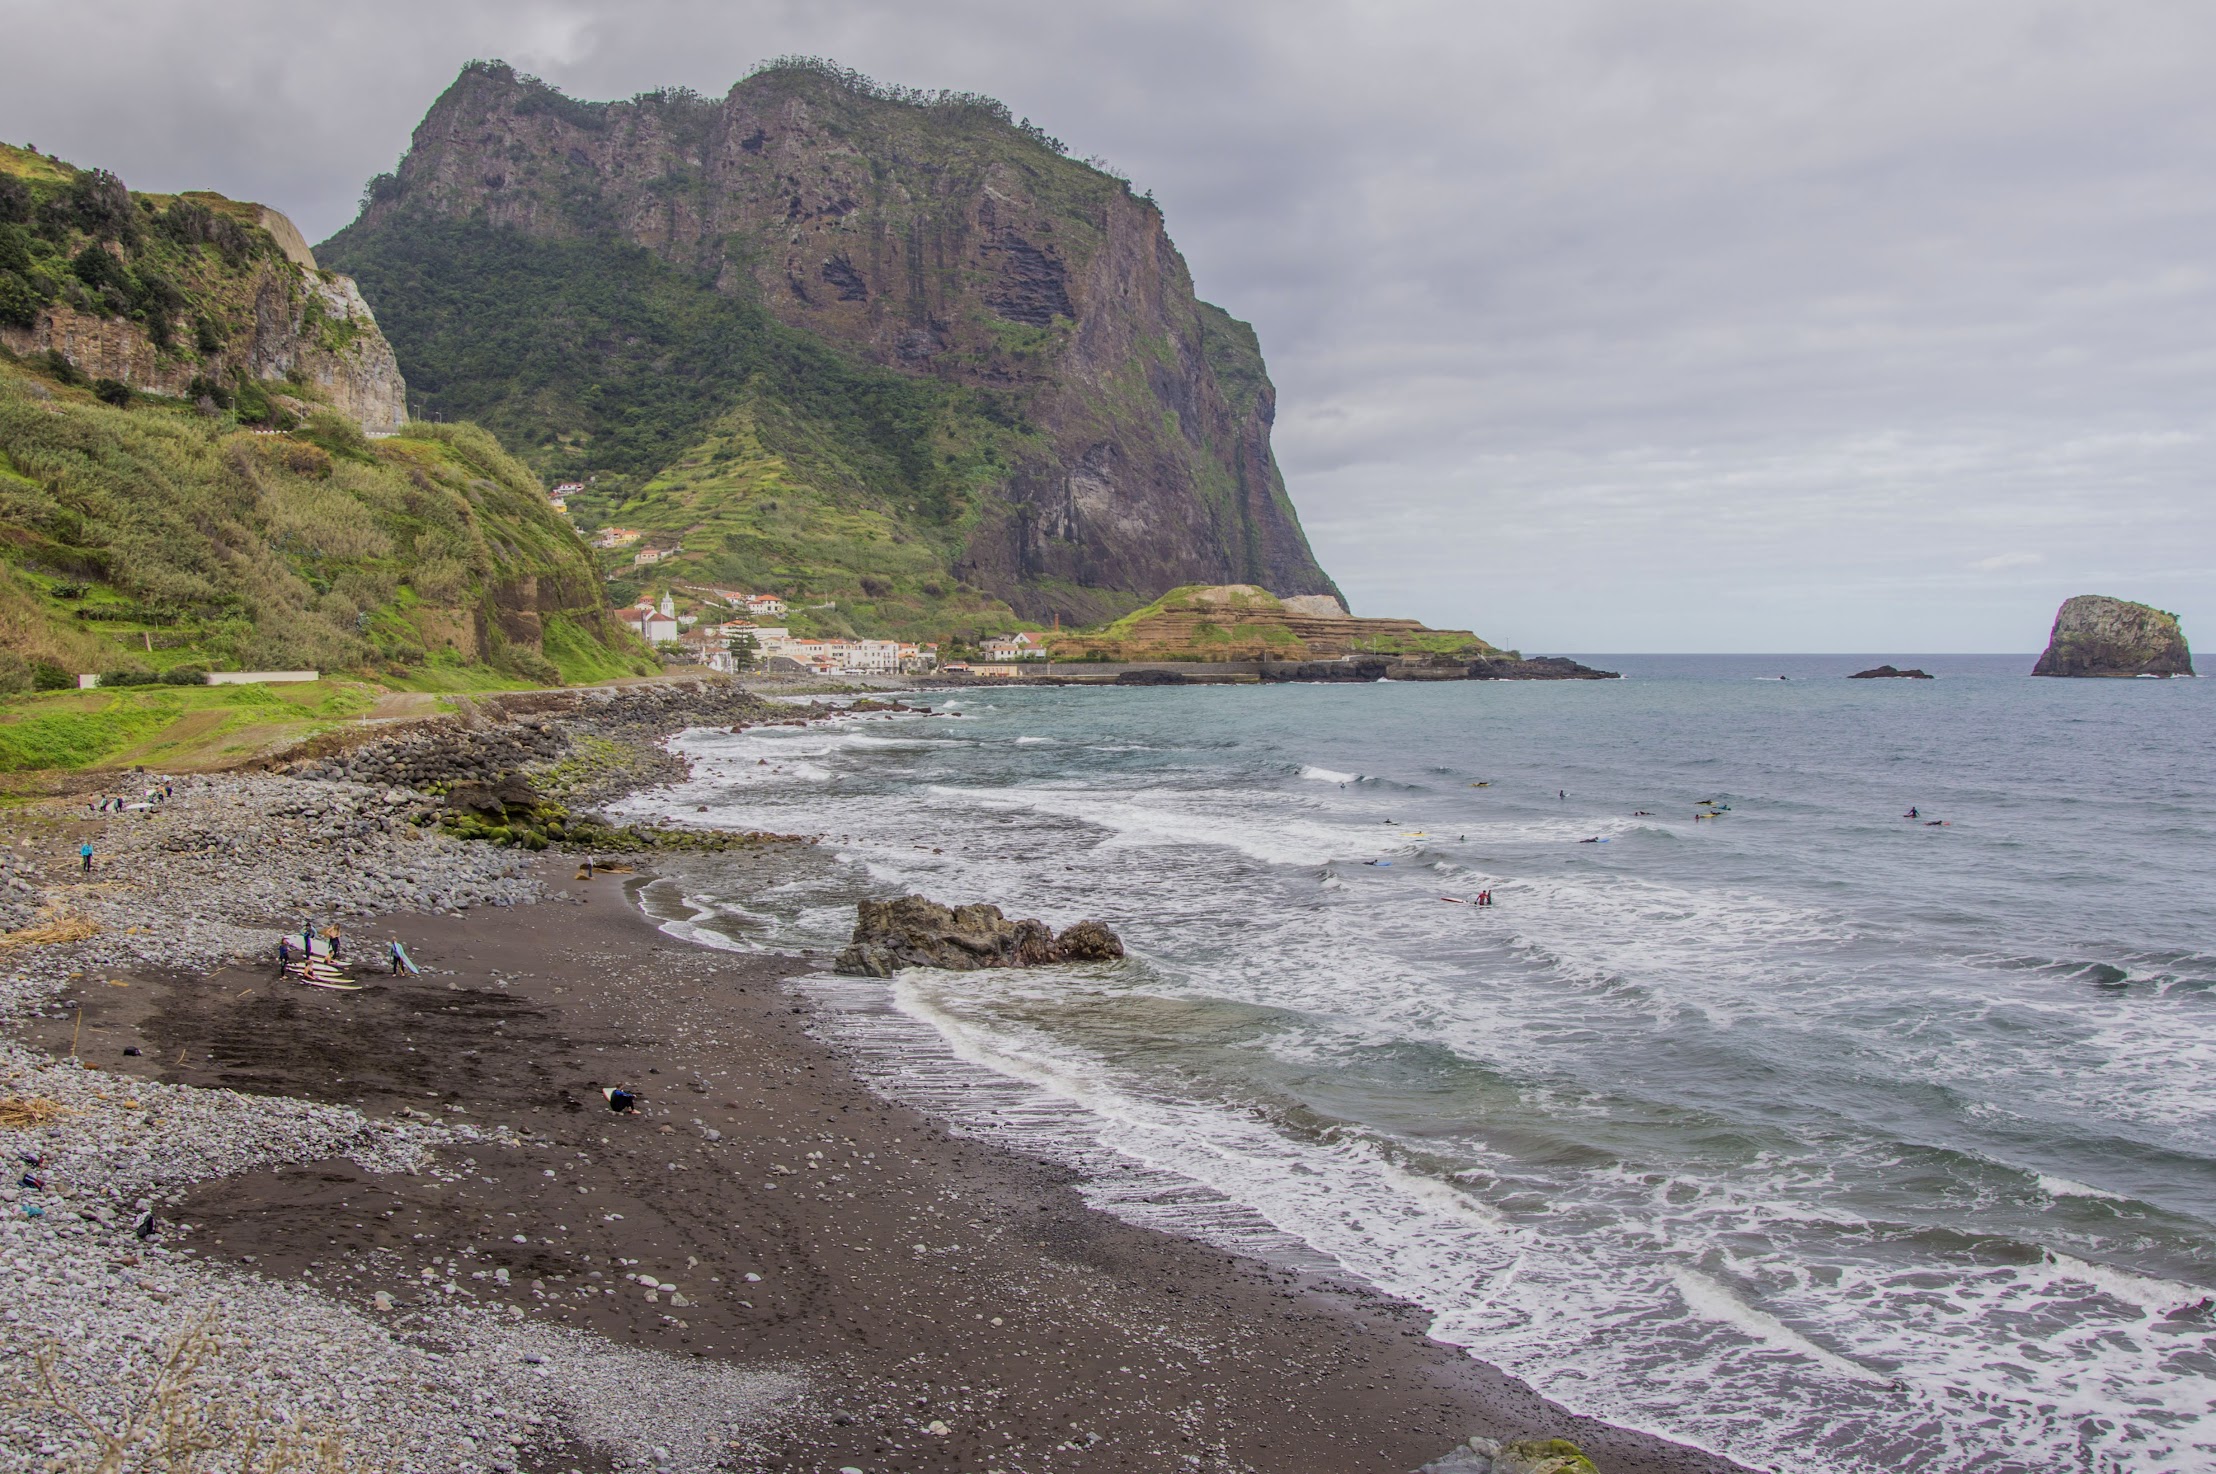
1498, 1439, 1598, 1474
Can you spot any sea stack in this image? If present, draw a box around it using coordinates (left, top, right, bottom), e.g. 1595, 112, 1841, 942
2032, 596, 2193, 677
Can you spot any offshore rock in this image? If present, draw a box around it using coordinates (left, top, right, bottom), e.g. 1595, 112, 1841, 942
2031, 596, 2194, 677
1849, 665, 1933, 679
835, 895, 1124, 977
1463, 655, 1618, 681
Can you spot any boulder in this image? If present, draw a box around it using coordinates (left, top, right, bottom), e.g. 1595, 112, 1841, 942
2032, 595, 2193, 677
834, 895, 1124, 977
1849, 665, 1933, 679
1416, 1436, 1599, 1474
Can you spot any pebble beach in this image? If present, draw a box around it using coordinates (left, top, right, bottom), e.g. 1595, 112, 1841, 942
0, 684, 1748, 1474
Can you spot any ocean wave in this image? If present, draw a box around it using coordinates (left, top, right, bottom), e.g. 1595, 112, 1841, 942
1299, 764, 1360, 784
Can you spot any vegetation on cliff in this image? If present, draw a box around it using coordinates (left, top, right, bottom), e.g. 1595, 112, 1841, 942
1045, 584, 1506, 663
321, 58, 1340, 632
0, 351, 650, 695
318, 213, 1024, 640
0, 144, 403, 429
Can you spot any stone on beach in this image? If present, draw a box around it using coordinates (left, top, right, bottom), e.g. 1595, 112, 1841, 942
1416, 1435, 1601, 1474
832, 894, 1125, 977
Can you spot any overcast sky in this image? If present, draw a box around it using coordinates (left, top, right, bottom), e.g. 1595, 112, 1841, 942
7, 0, 2211, 652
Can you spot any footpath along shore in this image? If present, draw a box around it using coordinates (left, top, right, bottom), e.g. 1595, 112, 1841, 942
0, 681, 1750, 1474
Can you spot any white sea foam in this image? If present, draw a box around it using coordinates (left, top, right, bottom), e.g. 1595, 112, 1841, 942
1666, 1267, 1892, 1385
2039, 1174, 2127, 1201
634, 683, 2216, 1474
1299, 765, 1360, 783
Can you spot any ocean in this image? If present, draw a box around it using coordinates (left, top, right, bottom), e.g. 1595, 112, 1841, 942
617, 655, 2215, 1474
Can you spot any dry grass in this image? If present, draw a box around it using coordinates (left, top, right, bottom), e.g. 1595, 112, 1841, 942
3, 1314, 365, 1472
0, 912, 102, 947
0, 1094, 71, 1127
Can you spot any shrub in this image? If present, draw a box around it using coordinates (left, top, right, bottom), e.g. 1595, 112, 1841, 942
66, 168, 135, 241
70, 242, 128, 294
297, 409, 372, 463
159, 664, 208, 685
233, 376, 279, 425
0, 270, 40, 329
92, 378, 131, 407
0, 175, 28, 225
40, 348, 80, 385
31, 660, 74, 691
96, 666, 157, 687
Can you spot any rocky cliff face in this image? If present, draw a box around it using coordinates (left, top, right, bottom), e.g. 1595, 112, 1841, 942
9, 263, 406, 433
0, 148, 405, 432
324, 61, 1338, 619
2032, 595, 2194, 677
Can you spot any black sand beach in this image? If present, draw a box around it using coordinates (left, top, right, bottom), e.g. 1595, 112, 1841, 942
32, 845, 1751, 1473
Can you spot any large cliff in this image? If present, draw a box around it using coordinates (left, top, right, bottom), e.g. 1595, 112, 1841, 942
2032, 595, 2194, 677
0, 146, 405, 432
320, 59, 1339, 626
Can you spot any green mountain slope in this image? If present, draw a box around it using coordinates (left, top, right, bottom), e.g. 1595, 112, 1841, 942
0, 145, 646, 692
316, 214, 1022, 638
320, 58, 1341, 629
0, 352, 651, 690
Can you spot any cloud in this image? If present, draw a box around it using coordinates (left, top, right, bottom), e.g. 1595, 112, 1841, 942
1969, 553, 2045, 573
4, 0, 2211, 649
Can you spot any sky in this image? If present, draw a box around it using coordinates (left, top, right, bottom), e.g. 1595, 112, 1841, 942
5, 0, 2212, 652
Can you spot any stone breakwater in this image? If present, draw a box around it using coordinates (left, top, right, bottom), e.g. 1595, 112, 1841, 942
0, 684, 815, 1471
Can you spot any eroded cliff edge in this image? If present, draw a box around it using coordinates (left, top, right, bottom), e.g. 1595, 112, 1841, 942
0, 146, 405, 432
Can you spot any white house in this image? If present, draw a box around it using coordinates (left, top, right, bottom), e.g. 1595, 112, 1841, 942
619, 601, 679, 645
745, 594, 787, 617
980, 631, 1051, 661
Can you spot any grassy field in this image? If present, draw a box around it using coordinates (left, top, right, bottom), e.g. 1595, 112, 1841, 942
0, 679, 384, 777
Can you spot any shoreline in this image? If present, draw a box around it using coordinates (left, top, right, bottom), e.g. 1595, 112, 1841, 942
0, 686, 1752, 1473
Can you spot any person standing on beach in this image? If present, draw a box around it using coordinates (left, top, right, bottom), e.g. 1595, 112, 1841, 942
277, 936, 293, 976
78, 841, 92, 873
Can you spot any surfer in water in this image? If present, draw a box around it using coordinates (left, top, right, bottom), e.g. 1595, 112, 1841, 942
1905, 807, 1919, 819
